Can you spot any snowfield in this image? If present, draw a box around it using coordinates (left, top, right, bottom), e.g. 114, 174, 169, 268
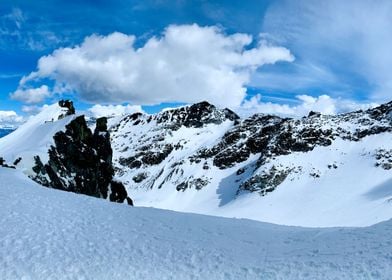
1, 167, 392, 279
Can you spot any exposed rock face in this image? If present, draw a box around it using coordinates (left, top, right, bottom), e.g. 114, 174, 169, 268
113, 101, 240, 171
0, 156, 17, 169
238, 166, 295, 195
155, 101, 240, 129
110, 100, 392, 198
32, 115, 132, 205
58, 100, 76, 119
375, 149, 392, 170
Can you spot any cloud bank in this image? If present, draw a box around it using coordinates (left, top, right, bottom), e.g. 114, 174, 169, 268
14, 24, 294, 107
88, 104, 144, 118
10, 85, 51, 104
0, 110, 24, 128
237, 94, 378, 118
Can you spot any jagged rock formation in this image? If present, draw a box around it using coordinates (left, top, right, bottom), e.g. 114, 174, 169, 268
58, 99, 76, 119
0, 156, 20, 169
32, 115, 133, 205
110, 100, 392, 202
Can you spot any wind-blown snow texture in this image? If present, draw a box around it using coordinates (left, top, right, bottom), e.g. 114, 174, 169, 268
1, 167, 392, 279
111, 101, 392, 227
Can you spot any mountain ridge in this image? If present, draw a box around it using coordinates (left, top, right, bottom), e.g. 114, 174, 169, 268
109, 100, 392, 226
1, 99, 392, 226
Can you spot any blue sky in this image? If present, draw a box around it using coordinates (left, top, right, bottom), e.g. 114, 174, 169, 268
1, 0, 391, 124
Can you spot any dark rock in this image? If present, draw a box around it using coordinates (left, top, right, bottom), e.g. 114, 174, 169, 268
31, 115, 132, 205
109, 180, 129, 203
0, 157, 16, 169
133, 173, 148, 183
58, 100, 76, 119
126, 197, 134, 206
176, 177, 209, 191
95, 117, 108, 131
13, 157, 22, 166
155, 101, 240, 129
236, 168, 245, 175
239, 166, 291, 195
141, 144, 173, 165
308, 111, 321, 118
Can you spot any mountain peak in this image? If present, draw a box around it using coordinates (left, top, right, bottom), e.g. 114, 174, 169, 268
154, 101, 240, 129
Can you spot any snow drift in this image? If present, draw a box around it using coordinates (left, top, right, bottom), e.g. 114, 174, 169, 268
1, 167, 391, 279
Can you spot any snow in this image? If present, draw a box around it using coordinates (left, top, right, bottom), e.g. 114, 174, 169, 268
111, 110, 392, 227
0, 103, 75, 173
1, 167, 392, 279
1, 102, 392, 232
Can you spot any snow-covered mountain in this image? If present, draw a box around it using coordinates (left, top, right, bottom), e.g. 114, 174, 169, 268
2, 100, 392, 227
110, 101, 392, 227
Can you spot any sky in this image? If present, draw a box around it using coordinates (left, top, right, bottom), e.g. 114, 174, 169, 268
1, 0, 391, 127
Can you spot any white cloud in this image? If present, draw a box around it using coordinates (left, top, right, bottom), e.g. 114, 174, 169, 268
10, 85, 51, 104
0, 110, 24, 128
88, 104, 144, 118
0, 7, 62, 51
3, 8, 24, 29
18, 24, 294, 107
21, 105, 45, 114
237, 94, 378, 118
261, 0, 392, 102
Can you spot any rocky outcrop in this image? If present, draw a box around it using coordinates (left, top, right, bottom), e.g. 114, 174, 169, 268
155, 101, 240, 129
0, 156, 19, 169
58, 100, 75, 119
31, 115, 133, 205
115, 101, 240, 170
238, 166, 295, 195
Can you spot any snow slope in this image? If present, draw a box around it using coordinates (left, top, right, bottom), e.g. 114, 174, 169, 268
0, 104, 74, 172
1, 167, 392, 280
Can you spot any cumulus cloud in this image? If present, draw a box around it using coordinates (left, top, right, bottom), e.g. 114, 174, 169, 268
10, 85, 51, 104
17, 24, 294, 107
88, 104, 144, 118
237, 94, 378, 118
0, 110, 24, 128
21, 105, 45, 114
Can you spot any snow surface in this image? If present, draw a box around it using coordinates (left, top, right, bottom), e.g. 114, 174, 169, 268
1, 167, 392, 279
0, 104, 74, 173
